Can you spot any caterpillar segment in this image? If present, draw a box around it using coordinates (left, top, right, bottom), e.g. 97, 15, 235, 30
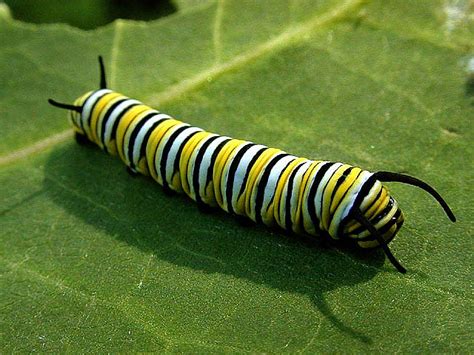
48, 56, 456, 273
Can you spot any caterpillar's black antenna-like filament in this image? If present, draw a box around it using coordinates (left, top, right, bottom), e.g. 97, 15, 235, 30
98, 55, 107, 89
353, 211, 407, 274
48, 98, 82, 113
374, 171, 456, 222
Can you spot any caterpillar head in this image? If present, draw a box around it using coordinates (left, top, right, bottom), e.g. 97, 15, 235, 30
48, 56, 107, 137
339, 171, 456, 273
343, 184, 405, 248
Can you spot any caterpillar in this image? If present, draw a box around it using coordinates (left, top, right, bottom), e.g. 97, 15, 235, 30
49, 56, 456, 273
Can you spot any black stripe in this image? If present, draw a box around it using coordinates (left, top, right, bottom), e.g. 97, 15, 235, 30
371, 196, 395, 224
319, 165, 345, 220
205, 138, 233, 194
362, 186, 383, 215
357, 206, 401, 241
328, 168, 364, 228
284, 162, 305, 231
345, 184, 383, 235
306, 162, 332, 235
192, 135, 221, 205
254, 154, 289, 224
378, 208, 401, 235
171, 130, 200, 183
225, 143, 254, 214
149, 123, 176, 181
98, 98, 128, 145
351, 192, 394, 236
126, 112, 165, 169
265, 158, 295, 211
82, 90, 109, 132
108, 104, 140, 148
330, 167, 353, 202
159, 125, 191, 190
139, 118, 171, 171
101, 100, 139, 148
236, 147, 266, 199
337, 173, 378, 239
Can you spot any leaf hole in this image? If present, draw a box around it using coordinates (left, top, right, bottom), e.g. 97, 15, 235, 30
3, 0, 177, 30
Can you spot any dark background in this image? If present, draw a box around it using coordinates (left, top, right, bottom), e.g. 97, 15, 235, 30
3, 0, 178, 29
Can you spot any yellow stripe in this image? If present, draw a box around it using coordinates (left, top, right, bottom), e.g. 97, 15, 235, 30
273, 157, 306, 226
244, 148, 282, 219
145, 119, 181, 182
213, 139, 245, 209
366, 188, 389, 221
328, 170, 367, 236
116, 105, 149, 163
122, 109, 158, 166
300, 161, 324, 235
179, 131, 212, 196
89, 92, 121, 141
329, 168, 361, 214
346, 188, 388, 234
91, 92, 123, 145
357, 204, 398, 246
321, 164, 351, 232
72, 92, 92, 134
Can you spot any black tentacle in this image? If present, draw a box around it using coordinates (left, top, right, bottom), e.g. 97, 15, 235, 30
98, 55, 107, 89
48, 99, 82, 113
353, 210, 407, 274
374, 171, 456, 222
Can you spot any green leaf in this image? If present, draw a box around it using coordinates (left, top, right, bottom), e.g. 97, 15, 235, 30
1, 0, 473, 352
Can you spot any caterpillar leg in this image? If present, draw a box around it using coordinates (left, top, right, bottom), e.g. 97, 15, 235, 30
236, 215, 254, 227
162, 184, 176, 196
196, 200, 213, 214
75, 132, 92, 146
126, 166, 139, 177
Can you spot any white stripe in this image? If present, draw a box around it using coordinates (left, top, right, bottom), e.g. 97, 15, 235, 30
102, 99, 140, 149
198, 136, 230, 202
131, 113, 171, 167
219, 142, 252, 212
122, 110, 164, 167
280, 160, 311, 231
152, 123, 189, 185
314, 162, 343, 224
259, 155, 296, 225
330, 170, 373, 237
338, 170, 374, 222
229, 144, 267, 214
164, 126, 203, 184
185, 133, 220, 200
80, 89, 112, 139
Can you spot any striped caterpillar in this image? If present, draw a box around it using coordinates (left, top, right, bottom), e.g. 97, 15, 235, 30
49, 57, 456, 273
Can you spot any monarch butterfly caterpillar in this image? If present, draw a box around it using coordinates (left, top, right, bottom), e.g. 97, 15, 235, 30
49, 56, 456, 273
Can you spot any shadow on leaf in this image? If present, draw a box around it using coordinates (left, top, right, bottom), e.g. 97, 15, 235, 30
44, 142, 386, 345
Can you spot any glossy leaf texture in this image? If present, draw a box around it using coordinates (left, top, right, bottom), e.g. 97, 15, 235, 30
1, 0, 473, 352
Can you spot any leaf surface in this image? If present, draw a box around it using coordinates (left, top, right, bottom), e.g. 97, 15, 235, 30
1, 0, 473, 352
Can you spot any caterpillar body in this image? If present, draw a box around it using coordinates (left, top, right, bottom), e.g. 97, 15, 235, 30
49, 57, 456, 273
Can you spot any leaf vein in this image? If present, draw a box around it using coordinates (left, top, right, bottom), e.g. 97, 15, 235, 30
144, 0, 367, 106
110, 20, 124, 88
0, 130, 71, 166
313, 44, 436, 116
212, 0, 225, 64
